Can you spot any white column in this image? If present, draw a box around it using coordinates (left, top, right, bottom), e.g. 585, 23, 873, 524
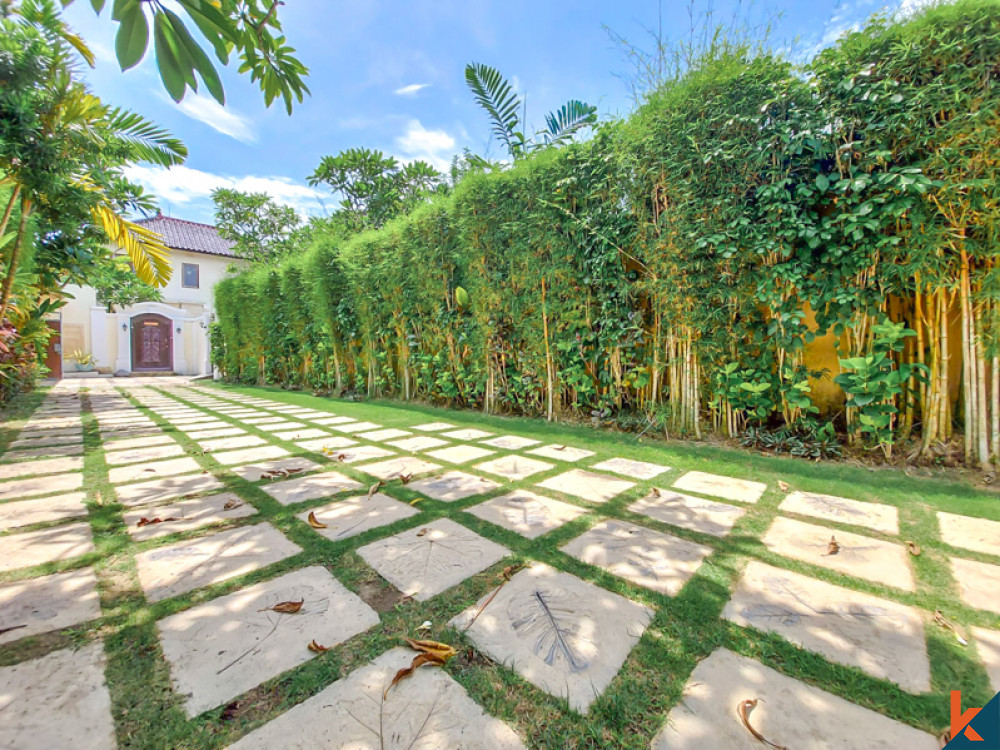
173, 320, 188, 374
90, 307, 109, 369
199, 315, 212, 376
114, 313, 131, 373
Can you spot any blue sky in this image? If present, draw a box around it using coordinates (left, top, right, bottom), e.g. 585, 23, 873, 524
63, 0, 916, 224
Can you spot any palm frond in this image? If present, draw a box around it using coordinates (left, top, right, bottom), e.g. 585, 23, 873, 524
465, 62, 524, 158
90, 203, 172, 287
105, 108, 188, 166
542, 100, 598, 146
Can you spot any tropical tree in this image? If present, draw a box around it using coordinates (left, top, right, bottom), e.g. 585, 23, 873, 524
464, 63, 598, 161
212, 188, 301, 263
91, 257, 163, 312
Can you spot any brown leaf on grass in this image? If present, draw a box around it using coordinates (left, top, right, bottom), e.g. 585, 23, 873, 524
399, 473, 413, 485
402, 637, 458, 660
308, 640, 330, 653
933, 609, 968, 646
223, 499, 244, 511
906, 540, 921, 556
307, 511, 328, 529
501, 563, 526, 581
778, 480, 789, 492
650, 487, 661, 498
737, 699, 788, 749
823, 536, 840, 556
136, 516, 178, 528
367, 481, 385, 499
259, 599, 304, 614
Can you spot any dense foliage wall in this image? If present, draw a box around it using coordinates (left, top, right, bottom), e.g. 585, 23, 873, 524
214, 1, 1000, 467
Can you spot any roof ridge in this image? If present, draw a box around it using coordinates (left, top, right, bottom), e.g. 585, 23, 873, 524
137, 214, 218, 230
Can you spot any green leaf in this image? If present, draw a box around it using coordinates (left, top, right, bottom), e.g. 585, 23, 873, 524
114, 0, 148, 71
161, 8, 225, 103
153, 12, 187, 101
815, 174, 829, 192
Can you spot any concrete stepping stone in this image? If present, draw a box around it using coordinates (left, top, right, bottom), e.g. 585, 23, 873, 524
108, 456, 202, 485
295, 436, 357, 453
386, 435, 449, 452
135, 523, 301, 602
319, 445, 396, 463
411, 421, 456, 431
197, 435, 267, 452
359, 518, 509, 600
101, 434, 174, 451
169, 416, 222, 426
309, 415, 357, 426
972, 627, 1000, 692
105, 443, 186, 466
228, 647, 525, 750
591, 457, 670, 480
650, 648, 938, 750
950, 556, 1000, 614
475, 455, 554, 481
230, 457, 322, 483
672, 470, 766, 503
0, 642, 116, 750
116, 473, 224, 507
722, 561, 930, 692
0, 492, 87, 531
332, 421, 383, 433
426, 444, 496, 464
2, 443, 85, 461
260, 470, 363, 505
481, 435, 541, 450
358, 456, 441, 480
297, 492, 419, 542
939, 511, 1000, 557
527, 444, 595, 462
240, 416, 287, 425
780, 491, 899, 535
213, 446, 289, 466
407, 470, 502, 501
442, 428, 494, 440
255, 421, 307, 433
467, 490, 587, 538
353, 428, 412, 441
762, 517, 915, 591
16, 426, 82, 439
184, 426, 247, 440
0, 567, 101, 645
451, 563, 653, 713
9, 432, 83, 449
536, 469, 635, 504
157, 565, 378, 717
272, 428, 331, 442
629, 489, 745, 537
123, 493, 258, 541
0, 522, 95, 572
0, 455, 82, 479
563, 519, 712, 596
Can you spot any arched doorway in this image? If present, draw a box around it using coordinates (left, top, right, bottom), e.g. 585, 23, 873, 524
131, 313, 173, 372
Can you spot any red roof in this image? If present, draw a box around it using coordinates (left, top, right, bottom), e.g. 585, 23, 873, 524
136, 215, 238, 258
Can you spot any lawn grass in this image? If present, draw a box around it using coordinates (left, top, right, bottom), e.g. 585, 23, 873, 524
2, 380, 999, 748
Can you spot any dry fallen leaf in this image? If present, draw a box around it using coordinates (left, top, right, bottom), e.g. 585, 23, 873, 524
553, 445, 567, 451
136, 516, 178, 528
417, 620, 432, 632
409, 497, 423, 506
933, 609, 968, 646
737, 699, 787, 749
778, 480, 789, 492
223, 499, 244, 511
399, 473, 413, 485
260, 599, 304, 614
415, 527, 429, 537
383, 638, 458, 698
307, 511, 328, 529
823, 536, 840, 556
308, 640, 330, 653
367, 481, 385, 499
383, 652, 444, 698
906, 540, 921, 556
501, 563, 526, 581
650, 487, 661, 498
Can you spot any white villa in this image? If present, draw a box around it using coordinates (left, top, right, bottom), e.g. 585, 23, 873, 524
57, 215, 244, 378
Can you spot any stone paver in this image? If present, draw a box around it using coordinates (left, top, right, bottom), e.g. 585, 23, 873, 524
0, 492, 88, 531
123, 493, 258, 541
115, 473, 224, 507
536, 469, 635, 504
481, 435, 541, 450
332, 421, 382, 433
971, 627, 1000, 693
255, 421, 307, 432
297, 492, 419, 542
938, 511, 1000, 557
412, 421, 456, 431
197, 435, 267, 452
628, 489, 745, 537
0, 455, 83, 479
108, 457, 202, 485
0, 472, 83, 500
527, 444, 595, 462
387, 435, 449, 452
354, 428, 412, 441
0, 568, 101, 645
240, 416, 286, 425
318, 445, 396, 463
2, 442, 85, 461
157, 566, 378, 717
272, 428, 331, 442
722, 561, 930, 692
650, 648, 937, 750
230, 457, 322, 482
309, 415, 357, 426
591, 457, 670, 480
762, 516, 915, 591
474, 455, 554, 481
101, 434, 174, 451
213, 445, 289, 466
452, 563, 653, 713
228, 647, 525, 749
9, 433, 83, 450
426, 444, 496, 464
184, 426, 247, 440
0, 523, 94, 572
672, 470, 766, 503
407, 470, 502, 502
260, 470, 363, 505
950, 556, 1000, 614
442, 428, 494, 441
358, 456, 442, 480
0, 642, 116, 750
467, 490, 587, 538
105, 443, 186, 465
295, 436, 358, 453
134, 523, 301, 602
358, 518, 509, 600
563, 519, 712, 596
780, 491, 899, 535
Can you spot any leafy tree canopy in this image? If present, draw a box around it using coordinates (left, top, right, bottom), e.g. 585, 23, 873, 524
212, 188, 301, 263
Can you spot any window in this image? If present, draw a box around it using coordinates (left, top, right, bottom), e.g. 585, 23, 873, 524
182, 263, 200, 289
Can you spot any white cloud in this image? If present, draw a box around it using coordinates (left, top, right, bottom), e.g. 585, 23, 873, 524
174, 92, 257, 144
394, 83, 430, 96
394, 119, 456, 172
124, 165, 328, 217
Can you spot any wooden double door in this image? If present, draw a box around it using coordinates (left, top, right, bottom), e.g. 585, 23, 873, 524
131, 314, 173, 372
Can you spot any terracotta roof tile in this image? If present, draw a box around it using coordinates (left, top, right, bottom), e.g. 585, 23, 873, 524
136, 215, 239, 258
